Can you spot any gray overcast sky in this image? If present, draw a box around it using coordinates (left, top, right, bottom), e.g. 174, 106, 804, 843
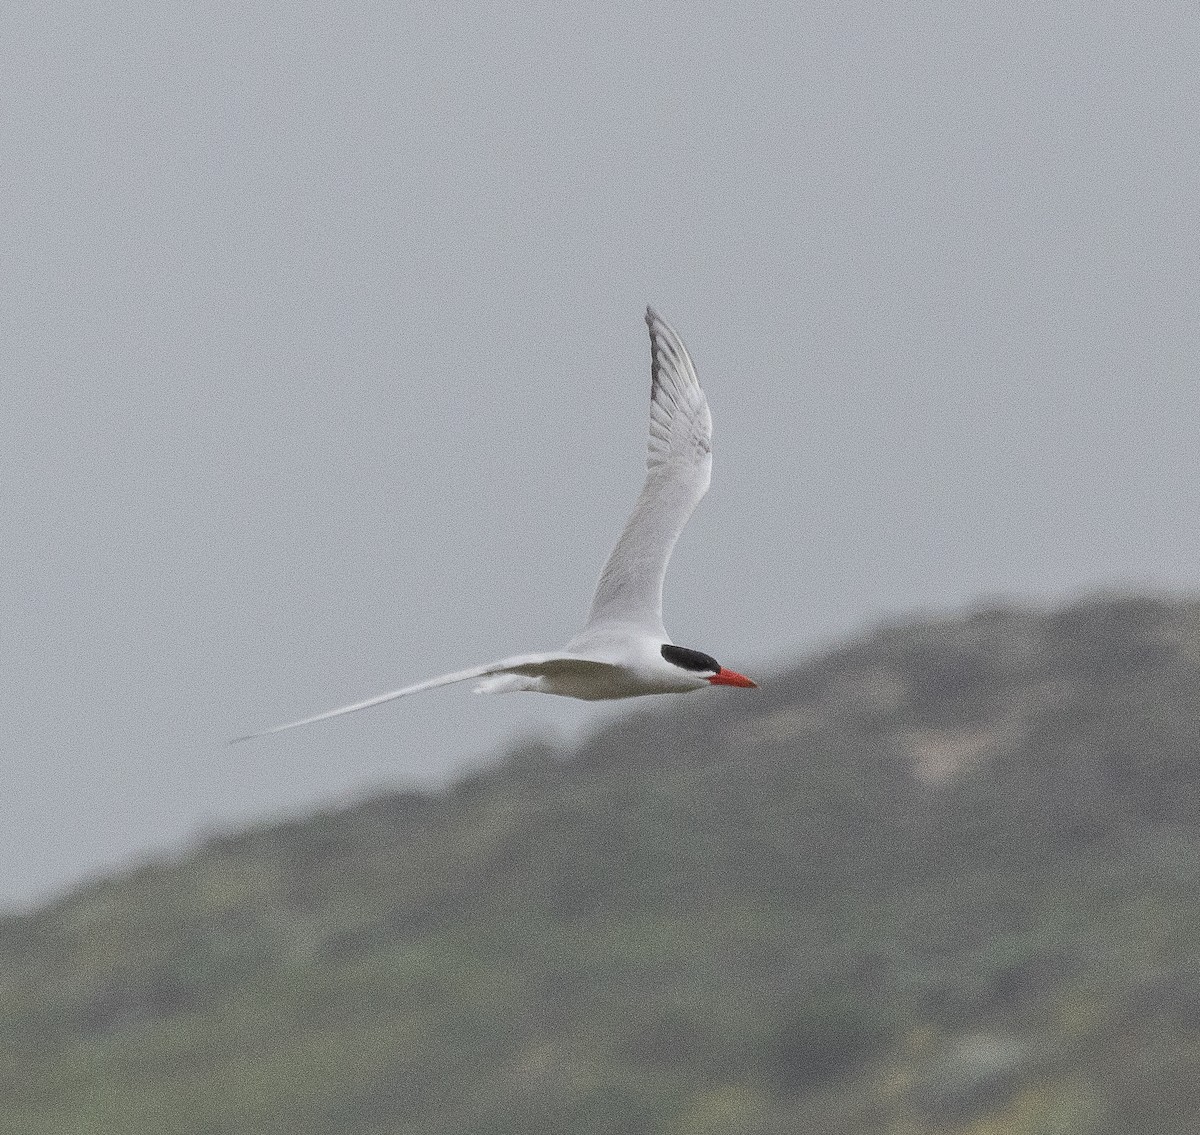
4, 1, 1199, 908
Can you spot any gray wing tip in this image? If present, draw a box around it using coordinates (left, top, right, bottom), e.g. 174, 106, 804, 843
645, 306, 674, 397
645, 306, 671, 341
643, 306, 699, 396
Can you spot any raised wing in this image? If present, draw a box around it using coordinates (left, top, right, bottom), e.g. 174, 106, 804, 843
230, 652, 575, 743
578, 308, 712, 638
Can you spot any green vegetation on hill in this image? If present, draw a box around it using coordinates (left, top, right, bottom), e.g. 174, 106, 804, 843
5, 595, 1200, 1133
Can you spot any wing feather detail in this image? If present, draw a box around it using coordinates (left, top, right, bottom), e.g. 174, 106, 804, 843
579, 308, 712, 638
229, 652, 578, 742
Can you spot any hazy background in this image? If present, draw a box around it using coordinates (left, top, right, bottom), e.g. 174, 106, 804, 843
4, 0, 1198, 910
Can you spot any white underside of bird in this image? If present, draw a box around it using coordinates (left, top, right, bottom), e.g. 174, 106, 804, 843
232, 308, 755, 744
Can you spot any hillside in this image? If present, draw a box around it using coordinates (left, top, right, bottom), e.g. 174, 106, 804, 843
5, 594, 1200, 1133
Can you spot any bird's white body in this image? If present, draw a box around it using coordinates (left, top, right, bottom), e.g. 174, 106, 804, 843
475, 631, 712, 701
233, 308, 754, 744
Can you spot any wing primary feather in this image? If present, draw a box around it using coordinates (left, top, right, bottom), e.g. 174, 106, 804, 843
229, 653, 565, 743
577, 308, 713, 637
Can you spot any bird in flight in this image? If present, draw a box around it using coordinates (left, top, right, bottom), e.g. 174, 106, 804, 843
232, 307, 755, 743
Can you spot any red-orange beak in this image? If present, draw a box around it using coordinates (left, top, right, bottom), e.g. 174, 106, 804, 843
707, 668, 757, 689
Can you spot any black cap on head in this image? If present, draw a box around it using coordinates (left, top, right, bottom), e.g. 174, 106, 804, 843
661, 643, 720, 674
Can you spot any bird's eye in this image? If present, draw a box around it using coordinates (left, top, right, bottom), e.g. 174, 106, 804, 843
661, 644, 720, 673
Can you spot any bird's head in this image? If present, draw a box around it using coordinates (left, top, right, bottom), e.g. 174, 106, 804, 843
661, 644, 757, 689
